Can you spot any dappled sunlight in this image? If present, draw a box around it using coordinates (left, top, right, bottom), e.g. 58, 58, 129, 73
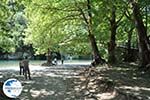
13, 64, 86, 99
30, 89, 55, 98
95, 90, 117, 100
96, 63, 150, 100
119, 86, 150, 92
31, 67, 81, 79
114, 67, 130, 71
1, 62, 150, 99
0, 62, 88, 99
71, 63, 150, 99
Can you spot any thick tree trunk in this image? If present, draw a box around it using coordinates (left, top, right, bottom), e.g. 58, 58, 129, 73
76, 0, 106, 66
131, 0, 150, 68
87, 0, 105, 66
108, 7, 117, 64
89, 34, 105, 65
42, 48, 53, 66
47, 48, 52, 64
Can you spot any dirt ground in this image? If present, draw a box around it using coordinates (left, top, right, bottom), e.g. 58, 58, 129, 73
0, 65, 85, 100
75, 63, 150, 100
0, 63, 150, 100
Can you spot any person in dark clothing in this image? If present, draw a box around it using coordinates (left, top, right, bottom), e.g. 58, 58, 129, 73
19, 58, 24, 75
61, 55, 64, 65
20, 57, 31, 80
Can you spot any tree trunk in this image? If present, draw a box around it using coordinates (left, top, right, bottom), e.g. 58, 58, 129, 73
131, 0, 150, 68
108, 7, 117, 64
75, 0, 106, 66
89, 34, 105, 65
87, 0, 105, 66
124, 28, 134, 62
42, 48, 53, 66
47, 48, 52, 64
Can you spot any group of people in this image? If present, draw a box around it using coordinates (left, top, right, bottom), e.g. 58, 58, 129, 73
19, 56, 65, 80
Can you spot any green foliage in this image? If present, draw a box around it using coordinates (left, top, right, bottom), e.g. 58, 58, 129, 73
0, 0, 14, 52
0, 0, 27, 53
24, 0, 91, 55
0, 0, 150, 58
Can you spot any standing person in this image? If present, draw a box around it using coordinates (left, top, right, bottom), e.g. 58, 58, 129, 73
54, 58, 57, 65
61, 55, 64, 65
19, 58, 24, 75
22, 56, 31, 80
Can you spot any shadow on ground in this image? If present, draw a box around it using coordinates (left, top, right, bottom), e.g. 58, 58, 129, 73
1, 63, 150, 100
0, 65, 85, 100
98, 63, 150, 100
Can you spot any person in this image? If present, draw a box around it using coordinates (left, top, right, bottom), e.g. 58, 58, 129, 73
19, 58, 24, 75
54, 58, 57, 65
22, 56, 31, 80
61, 55, 64, 65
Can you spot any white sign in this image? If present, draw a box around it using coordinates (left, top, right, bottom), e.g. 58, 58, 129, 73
3, 78, 22, 98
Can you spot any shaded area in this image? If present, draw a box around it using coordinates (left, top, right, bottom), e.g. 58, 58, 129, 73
1, 62, 150, 100
74, 63, 150, 100
0, 64, 87, 100
100, 63, 150, 99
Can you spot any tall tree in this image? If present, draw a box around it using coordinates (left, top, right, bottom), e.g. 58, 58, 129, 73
24, 0, 105, 65
106, 1, 125, 64
130, 0, 150, 68
0, 0, 15, 53
0, 0, 27, 56
75, 0, 105, 65
124, 9, 136, 62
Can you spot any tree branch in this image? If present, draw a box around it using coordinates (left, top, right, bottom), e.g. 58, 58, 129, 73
74, 0, 89, 25
116, 13, 124, 25
125, 9, 132, 21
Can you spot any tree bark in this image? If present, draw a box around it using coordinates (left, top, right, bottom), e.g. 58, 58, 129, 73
42, 48, 53, 66
124, 28, 134, 62
130, 0, 150, 68
88, 34, 105, 65
47, 48, 52, 64
108, 7, 117, 64
87, 0, 105, 65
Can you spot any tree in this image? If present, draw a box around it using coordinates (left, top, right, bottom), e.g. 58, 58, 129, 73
0, 0, 27, 57
105, 1, 126, 64
90, 0, 127, 64
0, 0, 15, 53
123, 9, 136, 62
130, 0, 150, 68
74, 0, 105, 65
23, 0, 150, 67
24, 0, 106, 65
